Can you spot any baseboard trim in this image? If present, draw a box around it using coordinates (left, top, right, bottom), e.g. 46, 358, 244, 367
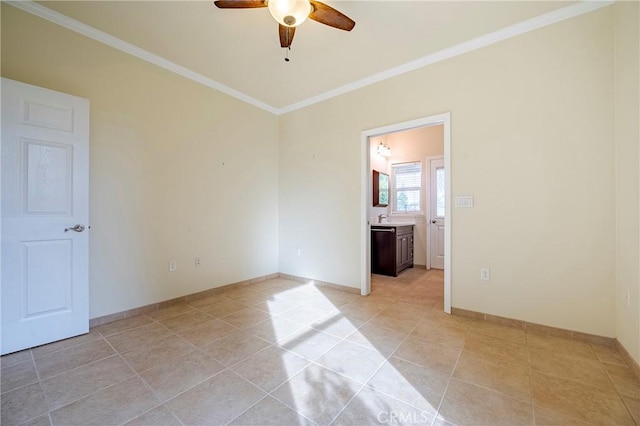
615, 339, 640, 380
89, 272, 279, 327
451, 307, 616, 348
277, 273, 361, 294
89, 272, 358, 328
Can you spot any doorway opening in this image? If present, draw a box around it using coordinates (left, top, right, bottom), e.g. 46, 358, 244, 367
360, 113, 451, 313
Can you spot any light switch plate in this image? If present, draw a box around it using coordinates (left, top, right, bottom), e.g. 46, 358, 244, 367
455, 195, 474, 208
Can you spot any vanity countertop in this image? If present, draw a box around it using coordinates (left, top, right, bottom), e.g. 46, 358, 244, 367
371, 222, 415, 228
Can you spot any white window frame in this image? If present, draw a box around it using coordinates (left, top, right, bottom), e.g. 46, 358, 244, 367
391, 161, 423, 215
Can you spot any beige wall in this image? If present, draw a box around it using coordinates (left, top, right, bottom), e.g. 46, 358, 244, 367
1, 5, 280, 318
614, 1, 640, 363
279, 7, 617, 336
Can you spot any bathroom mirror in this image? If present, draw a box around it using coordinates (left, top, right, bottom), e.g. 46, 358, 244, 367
373, 170, 389, 207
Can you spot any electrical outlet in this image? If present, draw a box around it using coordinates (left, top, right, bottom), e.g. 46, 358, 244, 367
296, 247, 302, 257
169, 261, 177, 272
480, 268, 490, 281
195, 257, 201, 268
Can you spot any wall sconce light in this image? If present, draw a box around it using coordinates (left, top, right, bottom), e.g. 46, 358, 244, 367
377, 141, 391, 157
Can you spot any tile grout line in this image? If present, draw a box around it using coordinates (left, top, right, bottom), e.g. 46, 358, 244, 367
429, 325, 469, 426
526, 333, 537, 426
14, 349, 51, 426
599, 353, 639, 426
91, 327, 201, 424
324, 303, 433, 425
100, 333, 206, 426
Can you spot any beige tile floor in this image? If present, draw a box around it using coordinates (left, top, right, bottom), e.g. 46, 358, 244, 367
2, 269, 639, 425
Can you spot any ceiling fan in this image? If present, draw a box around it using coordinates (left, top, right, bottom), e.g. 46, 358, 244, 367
214, 0, 355, 51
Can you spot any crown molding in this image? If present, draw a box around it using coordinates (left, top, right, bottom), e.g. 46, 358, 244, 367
3, 0, 280, 115
4, 0, 613, 116
278, 0, 614, 114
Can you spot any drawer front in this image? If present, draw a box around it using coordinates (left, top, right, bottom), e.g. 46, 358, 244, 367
396, 225, 413, 236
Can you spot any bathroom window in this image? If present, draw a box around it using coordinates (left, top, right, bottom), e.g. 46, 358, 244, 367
391, 162, 422, 213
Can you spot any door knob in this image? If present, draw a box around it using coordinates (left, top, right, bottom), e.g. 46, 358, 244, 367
431, 220, 436, 224
65, 224, 85, 233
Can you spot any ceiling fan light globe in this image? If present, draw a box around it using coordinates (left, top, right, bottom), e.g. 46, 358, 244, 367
268, 0, 311, 27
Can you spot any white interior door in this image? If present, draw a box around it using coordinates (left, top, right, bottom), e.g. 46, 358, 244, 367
1, 78, 90, 355
429, 157, 445, 270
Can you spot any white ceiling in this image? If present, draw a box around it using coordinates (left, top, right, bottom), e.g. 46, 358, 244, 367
24, 1, 587, 112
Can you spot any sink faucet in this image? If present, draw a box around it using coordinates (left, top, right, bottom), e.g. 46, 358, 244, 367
378, 214, 387, 224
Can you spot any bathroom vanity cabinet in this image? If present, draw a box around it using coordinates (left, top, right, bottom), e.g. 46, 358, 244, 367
371, 225, 414, 277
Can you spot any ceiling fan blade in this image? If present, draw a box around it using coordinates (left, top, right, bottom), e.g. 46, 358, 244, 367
279, 24, 296, 48
308, 1, 355, 31
214, 0, 266, 8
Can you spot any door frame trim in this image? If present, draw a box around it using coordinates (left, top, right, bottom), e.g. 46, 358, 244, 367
360, 112, 452, 314
425, 155, 444, 270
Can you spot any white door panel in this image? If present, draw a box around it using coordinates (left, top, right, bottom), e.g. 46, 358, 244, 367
1, 78, 90, 355
428, 157, 445, 270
